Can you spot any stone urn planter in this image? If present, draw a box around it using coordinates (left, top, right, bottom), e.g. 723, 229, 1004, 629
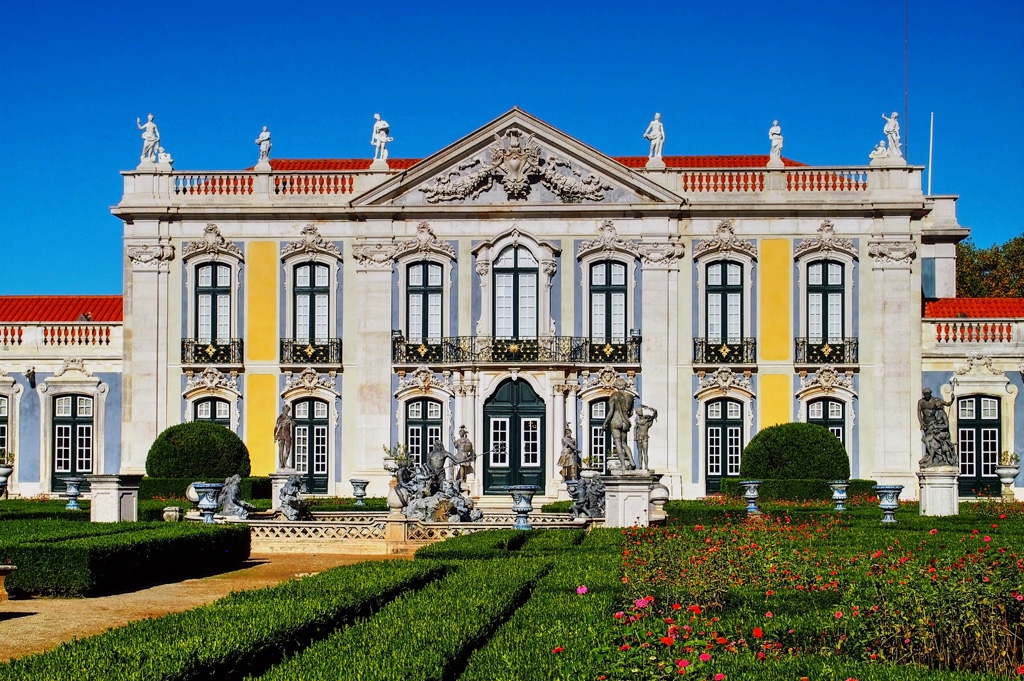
0, 565, 15, 603
63, 477, 86, 510
872, 485, 904, 524
828, 480, 850, 512
0, 464, 12, 498
508, 485, 539, 531
192, 482, 224, 524
350, 479, 370, 506
739, 480, 762, 515
995, 464, 1020, 502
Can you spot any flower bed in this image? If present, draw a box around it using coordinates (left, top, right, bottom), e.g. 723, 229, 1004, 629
0, 560, 447, 681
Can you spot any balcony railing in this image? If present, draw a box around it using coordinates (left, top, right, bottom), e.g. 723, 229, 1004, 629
392, 334, 642, 366
182, 338, 244, 365
693, 338, 757, 365
280, 338, 342, 365
795, 338, 859, 364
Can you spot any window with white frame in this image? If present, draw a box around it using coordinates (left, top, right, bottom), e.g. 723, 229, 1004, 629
489, 418, 510, 467
406, 398, 442, 466
407, 262, 443, 344
494, 246, 538, 339
706, 398, 743, 492
589, 399, 609, 473
52, 395, 93, 489
521, 418, 541, 467
590, 261, 627, 343
294, 263, 330, 344
292, 397, 329, 494
956, 395, 1000, 496
808, 398, 845, 444
807, 261, 844, 343
0, 396, 8, 455
196, 263, 232, 343
706, 262, 743, 343
194, 397, 231, 428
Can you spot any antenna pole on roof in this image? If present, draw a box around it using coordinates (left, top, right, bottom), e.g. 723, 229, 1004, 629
927, 112, 934, 196
904, 0, 910, 161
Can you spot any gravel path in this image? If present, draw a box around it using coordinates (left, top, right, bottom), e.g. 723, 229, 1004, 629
0, 552, 400, 663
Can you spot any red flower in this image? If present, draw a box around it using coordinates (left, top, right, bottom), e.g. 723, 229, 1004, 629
551, 646, 564, 654
752, 626, 764, 639
619, 644, 631, 651
672, 603, 682, 610
765, 611, 773, 618
872, 550, 883, 559
688, 604, 702, 614
661, 636, 676, 646
929, 529, 939, 535
715, 636, 728, 644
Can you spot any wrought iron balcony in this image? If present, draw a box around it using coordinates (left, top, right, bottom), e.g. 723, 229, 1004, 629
280, 338, 342, 365
795, 338, 859, 364
693, 338, 757, 365
182, 338, 244, 365
392, 334, 642, 366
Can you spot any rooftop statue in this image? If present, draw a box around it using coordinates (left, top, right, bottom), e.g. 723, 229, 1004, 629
869, 140, 889, 159
643, 113, 665, 159
255, 126, 272, 163
137, 114, 160, 163
882, 112, 902, 158
918, 388, 956, 468
371, 113, 393, 161
768, 120, 783, 161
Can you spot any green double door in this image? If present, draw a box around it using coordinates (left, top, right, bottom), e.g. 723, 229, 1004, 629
483, 379, 545, 494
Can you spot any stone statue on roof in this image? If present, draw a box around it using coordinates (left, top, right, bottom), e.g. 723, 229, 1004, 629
767, 120, 784, 169
137, 114, 160, 164
371, 114, 393, 161
643, 113, 665, 159
882, 112, 902, 158
255, 126, 272, 164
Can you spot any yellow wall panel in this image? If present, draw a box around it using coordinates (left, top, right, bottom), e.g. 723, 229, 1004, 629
246, 373, 277, 475
759, 239, 791, 361
759, 374, 792, 427
247, 241, 278, 361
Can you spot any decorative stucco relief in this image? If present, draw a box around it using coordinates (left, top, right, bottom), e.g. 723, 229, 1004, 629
794, 220, 856, 259
281, 224, 341, 259
396, 366, 453, 394
867, 239, 917, 265
696, 367, 753, 395
185, 367, 239, 394
692, 221, 757, 260
798, 365, 854, 394
182, 224, 244, 261
127, 243, 175, 271
283, 367, 338, 394
576, 221, 685, 265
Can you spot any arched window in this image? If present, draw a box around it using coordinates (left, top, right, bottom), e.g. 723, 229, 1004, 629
590, 262, 627, 344
52, 395, 93, 492
407, 262, 443, 344
706, 261, 743, 344
494, 246, 538, 339
195, 263, 231, 343
808, 398, 845, 444
291, 398, 329, 494
406, 398, 443, 466
706, 398, 743, 493
194, 397, 231, 429
293, 262, 330, 345
957, 395, 1001, 496
588, 399, 610, 473
807, 261, 844, 343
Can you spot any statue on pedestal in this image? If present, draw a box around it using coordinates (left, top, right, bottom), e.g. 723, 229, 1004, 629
633, 405, 658, 470
371, 114, 393, 160
274, 404, 296, 470
643, 113, 665, 159
605, 379, 636, 471
918, 388, 956, 468
218, 474, 257, 519
557, 424, 581, 482
279, 474, 311, 521
452, 425, 476, 482
768, 120, 783, 161
882, 112, 902, 158
255, 126, 272, 163
137, 114, 160, 163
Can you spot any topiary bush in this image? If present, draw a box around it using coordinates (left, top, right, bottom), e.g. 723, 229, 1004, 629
146, 422, 251, 479
739, 422, 850, 481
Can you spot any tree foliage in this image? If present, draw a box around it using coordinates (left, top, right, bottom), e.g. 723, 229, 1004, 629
956, 236, 1024, 298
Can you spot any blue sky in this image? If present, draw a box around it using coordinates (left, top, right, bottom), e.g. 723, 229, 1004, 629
1, 0, 1021, 294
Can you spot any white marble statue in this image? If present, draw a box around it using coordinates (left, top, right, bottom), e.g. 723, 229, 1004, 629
137, 114, 160, 163
882, 112, 902, 158
643, 113, 665, 159
255, 126, 272, 162
157, 146, 173, 165
371, 114, 393, 160
869, 140, 888, 159
768, 120, 783, 160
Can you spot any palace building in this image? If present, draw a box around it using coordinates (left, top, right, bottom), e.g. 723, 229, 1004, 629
1, 108, 1021, 503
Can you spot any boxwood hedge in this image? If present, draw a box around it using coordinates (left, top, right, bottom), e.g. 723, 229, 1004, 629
139, 476, 270, 500
146, 421, 251, 479
720, 477, 878, 500
413, 528, 530, 561
740, 421, 850, 481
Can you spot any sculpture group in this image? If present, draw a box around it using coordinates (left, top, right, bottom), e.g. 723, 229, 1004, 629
385, 429, 483, 523
918, 388, 956, 468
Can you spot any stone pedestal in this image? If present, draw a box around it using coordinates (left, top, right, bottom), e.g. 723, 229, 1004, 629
270, 471, 297, 512
0, 565, 14, 602
917, 466, 959, 516
369, 159, 390, 171
88, 474, 143, 523
603, 470, 656, 528
644, 157, 665, 170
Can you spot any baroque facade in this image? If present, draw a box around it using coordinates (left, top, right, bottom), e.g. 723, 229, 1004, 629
1, 108, 1021, 502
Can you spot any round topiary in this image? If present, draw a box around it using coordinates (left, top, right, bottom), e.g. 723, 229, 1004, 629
146, 422, 251, 479
739, 422, 850, 481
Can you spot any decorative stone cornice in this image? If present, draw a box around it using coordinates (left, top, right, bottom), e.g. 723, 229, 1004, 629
693, 221, 757, 260
283, 367, 338, 394
281, 224, 341, 260
794, 220, 856, 260
182, 224, 244, 261
867, 239, 916, 266
184, 367, 239, 395
798, 365, 854, 394
351, 240, 400, 270
127, 243, 175, 271
696, 367, 752, 395
396, 366, 452, 394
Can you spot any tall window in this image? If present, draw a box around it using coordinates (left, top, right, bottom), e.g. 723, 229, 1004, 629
807, 261, 844, 342
589, 399, 609, 473
294, 263, 330, 344
407, 262, 443, 343
808, 398, 845, 444
194, 398, 231, 428
706, 398, 742, 493
406, 398, 442, 466
292, 398, 329, 494
494, 246, 537, 338
53, 395, 93, 489
957, 395, 1000, 496
196, 263, 231, 342
706, 262, 742, 343
0, 396, 8, 455
590, 262, 627, 343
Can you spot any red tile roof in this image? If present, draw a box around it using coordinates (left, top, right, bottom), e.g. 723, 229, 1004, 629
0, 296, 123, 323
924, 298, 1024, 319
260, 155, 806, 172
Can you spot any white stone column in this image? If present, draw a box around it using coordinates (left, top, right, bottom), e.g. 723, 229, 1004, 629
566, 382, 579, 434
551, 382, 566, 495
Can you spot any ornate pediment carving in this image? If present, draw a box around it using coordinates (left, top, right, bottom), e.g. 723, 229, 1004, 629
182, 224, 244, 261
419, 127, 613, 204
795, 220, 856, 259
352, 240, 401, 270
577, 221, 685, 265
282, 224, 341, 260
954, 353, 1002, 377
127, 243, 175, 271
393, 222, 455, 260
283, 367, 338, 394
696, 367, 752, 395
693, 221, 757, 260
185, 367, 239, 395
799, 364, 854, 394
581, 366, 635, 392
55, 358, 91, 378
397, 366, 452, 394
868, 239, 916, 265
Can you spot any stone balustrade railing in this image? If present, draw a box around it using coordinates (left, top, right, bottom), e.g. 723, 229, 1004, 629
0, 324, 122, 350
922, 319, 1024, 356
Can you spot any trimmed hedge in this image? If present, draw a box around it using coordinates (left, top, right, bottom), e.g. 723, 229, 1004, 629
540, 500, 572, 513
0, 499, 90, 521
3, 523, 250, 596
720, 477, 878, 501
146, 421, 251, 479
740, 421, 850, 481
138, 476, 271, 500
413, 529, 531, 561
0, 560, 447, 681
256, 557, 550, 681
0, 519, 148, 555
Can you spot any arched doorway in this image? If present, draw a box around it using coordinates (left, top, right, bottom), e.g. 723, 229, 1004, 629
291, 397, 329, 494
483, 379, 545, 494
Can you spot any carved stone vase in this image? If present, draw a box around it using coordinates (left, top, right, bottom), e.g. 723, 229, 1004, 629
63, 477, 86, 511
508, 485, 539, 531
995, 465, 1020, 502
872, 485, 904, 524
828, 480, 850, 512
739, 480, 762, 515
386, 478, 405, 515
350, 479, 370, 506
193, 482, 225, 524
0, 465, 12, 498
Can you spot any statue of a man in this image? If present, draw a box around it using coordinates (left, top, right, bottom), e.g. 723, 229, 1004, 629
255, 126, 272, 162
557, 424, 581, 482
605, 378, 636, 470
633, 405, 658, 471
882, 112, 902, 158
917, 388, 956, 468
274, 404, 296, 470
643, 113, 665, 159
768, 120, 783, 160
371, 114, 393, 160
137, 113, 160, 162
453, 425, 475, 482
